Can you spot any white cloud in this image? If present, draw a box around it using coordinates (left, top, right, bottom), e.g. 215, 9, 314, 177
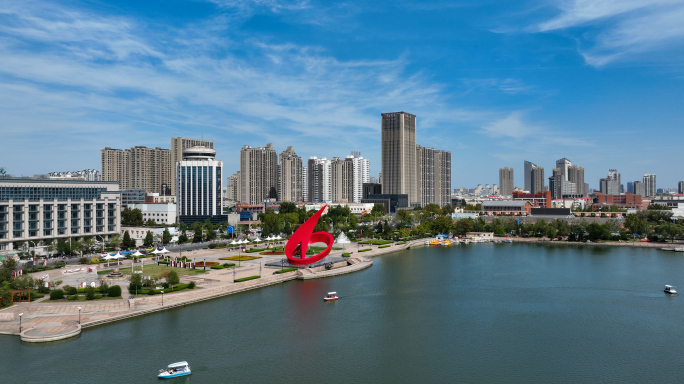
537, 0, 684, 66
479, 111, 594, 147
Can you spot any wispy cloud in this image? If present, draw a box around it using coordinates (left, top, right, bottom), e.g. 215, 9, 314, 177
536, 0, 684, 66
479, 111, 594, 147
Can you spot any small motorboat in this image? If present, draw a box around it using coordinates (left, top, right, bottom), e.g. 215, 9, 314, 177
158, 361, 191, 379
324, 292, 338, 301
664, 285, 677, 294
429, 239, 440, 246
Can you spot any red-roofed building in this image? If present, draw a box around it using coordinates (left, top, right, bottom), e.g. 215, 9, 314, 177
593, 193, 645, 210
512, 191, 552, 208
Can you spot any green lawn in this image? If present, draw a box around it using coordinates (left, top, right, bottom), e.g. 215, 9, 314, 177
220, 255, 262, 261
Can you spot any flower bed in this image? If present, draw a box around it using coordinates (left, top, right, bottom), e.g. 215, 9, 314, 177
195, 261, 219, 267
259, 251, 286, 255
220, 255, 262, 261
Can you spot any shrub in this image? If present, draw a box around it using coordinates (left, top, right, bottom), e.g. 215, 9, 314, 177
187, 282, 196, 289
64, 286, 77, 296
90, 257, 100, 263
67, 295, 79, 301
85, 287, 96, 300
342, 253, 351, 257
223, 263, 235, 268
378, 245, 391, 248
108, 285, 122, 297
358, 248, 372, 252
79, 257, 88, 264
234, 275, 260, 282
50, 290, 64, 300
99, 283, 109, 295
210, 265, 224, 270
162, 283, 170, 289
208, 243, 217, 249
147, 289, 156, 295
94, 294, 102, 299
275, 268, 298, 274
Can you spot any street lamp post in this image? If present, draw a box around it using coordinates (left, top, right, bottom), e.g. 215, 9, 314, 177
161, 291, 164, 306
78, 306, 81, 324
18, 313, 23, 333
203, 258, 206, 271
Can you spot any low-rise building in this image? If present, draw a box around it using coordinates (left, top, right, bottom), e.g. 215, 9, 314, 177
146, 193, 176, 204
127, 203, 177, 225
593, 193, 645, 210
481, 201, 532, 215
512, 191, 552, 208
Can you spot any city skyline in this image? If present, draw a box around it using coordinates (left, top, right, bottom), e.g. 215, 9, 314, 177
1, 1, 683, 188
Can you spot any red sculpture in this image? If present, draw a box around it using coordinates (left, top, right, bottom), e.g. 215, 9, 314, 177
285, 205, 333, 265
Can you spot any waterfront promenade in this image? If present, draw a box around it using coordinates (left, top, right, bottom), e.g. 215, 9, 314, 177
0, 239, 425, 342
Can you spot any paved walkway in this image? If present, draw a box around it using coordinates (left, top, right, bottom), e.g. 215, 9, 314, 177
0, 239, 425, 341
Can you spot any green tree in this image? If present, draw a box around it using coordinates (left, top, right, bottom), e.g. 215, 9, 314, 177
395, 210, 412, 227
0, 257, 18, 284
145, 218, 157, 227
441, 205, 455, 216
371, 204, 387, 218
107, 235, 121, 250
424, 203, 441, 217
123, 231, 136, 249
129, 274, 143, 294
431, 216, 454, 234
162, 228, 172, 245
279, 202, 298, 214
178, 231, 188, 244
167, 270, 180, 291
143, 231, 154, 247
121, 207, 144, 226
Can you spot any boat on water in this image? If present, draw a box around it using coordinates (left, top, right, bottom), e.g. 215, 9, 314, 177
324, 292, 339, 301
429, 239, 440, 246
441, 240, 451, 246
158, 361, 191, 379
664, 285, 677, 294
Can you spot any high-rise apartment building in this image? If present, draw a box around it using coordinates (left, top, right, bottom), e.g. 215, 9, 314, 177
101, 146, 172, 195
277, 146, 303, 202
345, 152, 370, 203
530, 165, 545, 194
307, 157, 331, 202
416, 145, 435, 207
171, 137, 214, 195
524, 160, 536, 192
330, 157, 354, 203
567, 165, 585, 196
434, 150, 451, 208
177, 146, 222, 224
239, 144, 278, 205
226, 172, 240, 201
499, 167, 514, 196
381, 112, 418, 206
643, 174, 657, 197
302, 166, 308, 202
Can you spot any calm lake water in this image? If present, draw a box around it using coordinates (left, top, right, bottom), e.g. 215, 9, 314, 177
3, 243, 684, 383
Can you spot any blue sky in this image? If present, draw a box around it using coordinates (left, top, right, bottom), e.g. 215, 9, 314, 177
1, 0, 683, 189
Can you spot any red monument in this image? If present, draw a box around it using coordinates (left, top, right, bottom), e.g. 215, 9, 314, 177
285, 205, 333, 265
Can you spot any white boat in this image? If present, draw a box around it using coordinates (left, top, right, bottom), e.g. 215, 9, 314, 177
158, 361, 191, 379
324, 292, 338, 301
664, 285, 677, 294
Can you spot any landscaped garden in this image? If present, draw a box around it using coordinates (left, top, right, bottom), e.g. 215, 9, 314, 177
97, 265, 205, 278
220, 255, 261, 261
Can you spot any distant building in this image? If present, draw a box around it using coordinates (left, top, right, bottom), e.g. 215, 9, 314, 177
567, 165, 585, 196
599, 169, 621, 195
524, 160, 536, 192
47, 169, 100, 181
146, 193, 175, 204
278, 146, 303, 202
481, 201, 532, 215
362, 183, 382, 200
499, 167, 514, 196
530, 165, 545, 194
121, 189, 146, 207
512, 191, 552, 208
346, 152, 371, 203
643, 174, 657, 197
240, 144, 278, 205
679, 181, 684, 195
362, 194, 409, 214
416, 145, 435, 207
633, 180, 646, 197
128, 203, 177, 225
101, 146, 172, 195
594, 193, 644, 210
307, 157, 331, 202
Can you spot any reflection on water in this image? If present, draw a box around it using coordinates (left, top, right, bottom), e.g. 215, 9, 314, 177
2, 243, 684, 383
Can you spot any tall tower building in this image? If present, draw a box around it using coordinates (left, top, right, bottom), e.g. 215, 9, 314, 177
278, 146, 303, 202
381, 112, 418, 206
434, 150, 451, 208
549, 168, 564, 199
524, 160, 536, 192
416, 145, 435, 207
239, 144, 278, 205
567, 165, 585, 196
499, 167, 514, 196
171, 137, 214, 195
530, 165, 545, 194
555, 158, 571, 181
302, 166, 308, 202
101, 146, 171, 194
177, 146, 222, 224
643, 174, 657, 197
226, 172, 241, 201
633, 181, 646, 197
